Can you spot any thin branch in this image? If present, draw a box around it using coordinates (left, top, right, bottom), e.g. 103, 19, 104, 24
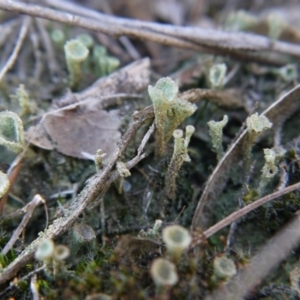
191, 181, 300, 249
0, 15, 30, 82
0, 0, 298, 64
0, 0, 207, 52
0, 107, 153, 285
43, 0, 300, 57
1, 194, 46, 255
0, 266, 44, 299
42, 0, 287, 66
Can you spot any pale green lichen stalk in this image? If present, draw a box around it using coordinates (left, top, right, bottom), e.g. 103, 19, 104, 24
267, 13, 286, 40
150, 258, 178, 296
258, 148, 280, 196
138, 219, 162, 241
207, 115, 228, 161
212, 256, 237, 283
148, 77, 178, 157
225, 10, 258, 31
148, 77, 197, 157
12, 84, 33, 116
261, 148, 278, 179
64, 39, 89, 89
106, 56, 120, 74
0, 110, 25, 153
52, 245, 70, 276
35, 239, 55, 274
94, 149, 106, 171
50, 29, 65, 47
35, 239, 70, 277
92, 45, 120, 77
244, 113, 272, 179
117, 161, 131, 177
273, 64, 297, 82
165, 126, 195, 199
162, 225, 192, 261
164, 97, 197, 143
208, 63, 227, 90
76, 33, 94, 49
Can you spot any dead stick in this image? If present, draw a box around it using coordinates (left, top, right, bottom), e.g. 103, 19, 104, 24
191, 181, 300, 249
0, 0, 299, 62
0, 15, 30, 82
1, 194, 46, 255
43, 0, 300, 57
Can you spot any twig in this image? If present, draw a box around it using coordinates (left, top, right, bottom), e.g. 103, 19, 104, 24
43, 0, 300, 57
206, 214, 300, 300
0, 0, 207, 52
191, 181, 300, 249
45, 0, 275, 65
0, 0, 299, 64
1, 194, 47, 255
0, 15, 30, 82
191, 83, 300, 230
0, 266, 44, 298
0, 106, 153, 285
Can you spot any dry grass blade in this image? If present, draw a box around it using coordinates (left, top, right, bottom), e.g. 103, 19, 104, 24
191, 84, 300, 230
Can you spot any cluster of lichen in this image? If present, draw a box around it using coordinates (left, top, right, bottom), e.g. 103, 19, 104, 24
1, 11, 300, 300
148, 77, 197, 158
63, 33, 120, 89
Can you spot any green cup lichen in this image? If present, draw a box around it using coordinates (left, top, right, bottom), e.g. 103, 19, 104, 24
64, 39, 89, 89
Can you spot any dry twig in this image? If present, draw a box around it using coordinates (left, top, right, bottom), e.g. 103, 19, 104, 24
1, 194, 48, 255
0, 0, 299, 64
190, 180, 300, 250
43, 0, 300, 57
0, 15, 31, 82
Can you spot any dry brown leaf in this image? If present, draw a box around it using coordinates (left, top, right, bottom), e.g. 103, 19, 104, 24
26, 58, 150, 159
44, 108, 119, 159
191, 84, 300, 230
